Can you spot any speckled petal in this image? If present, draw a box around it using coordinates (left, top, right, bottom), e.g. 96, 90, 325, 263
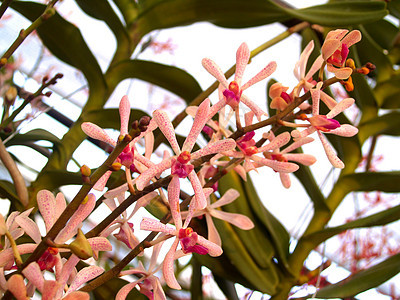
240, 94, 267, 121
37, 190, 56, 233
153, 110, 180, 155
201, 58, 229, 89
258, 132, 290, 152
135, 158, 172, 191
284, 153, 317, 166
342, 30, 361, 48
326, 98, 355, 119
22, 262, 44, 292
119, 96, 131, 136
116, 279, 142, 300
168, 176, 182, 229
163, 238, 180, 289
209, 189, 240, 209
140, 217, 175, 235
81, 122, 116, 146
66, 266, 104, 295
182, 98, 210, 153
321, 39, 341, 61
210, 209, 254, 230
93, 171, 112, 191
329, 124, 358, 137
318, 131, 344, 168
241, 61, 277, 91
253, 156, 299, 173
7, 274, 29, 300
197, 235, 222, 257
188, 171, 206, 209
191, 138, 236, 160
205, 214, 221, 246
15, 214, 41, 244
234, 42, 250, 86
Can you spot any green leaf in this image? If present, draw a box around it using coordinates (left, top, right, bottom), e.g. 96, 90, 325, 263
272, 1, 387, 27
304, 204, 400, 245
0, 180, 19, 204
316, 253, 400, 298
374, 74, 400, 109
213, 273, 239, 300
134, 0, 288, 35
2, 129, 61, 146
107, 60, 202, 104
11, 1, 105, 91
358, 112, 400, 143
34, 170, 84, 191
75, 0, 128, 41
362, 19, 398, 51
388, 0, 400, 19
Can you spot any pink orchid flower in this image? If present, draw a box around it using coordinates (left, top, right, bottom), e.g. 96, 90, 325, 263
222, 112, 299, 178
292, 82, 358, 168
136, 99, 236, 212
116, 243, 166, 300
182, 188, 254, 246
321, 29, 361, 79
202, 42, 276, 120
101, 184, 157, 249
81, 95, 157, 191
140, 199, 222, 290
262, 132, 316, 188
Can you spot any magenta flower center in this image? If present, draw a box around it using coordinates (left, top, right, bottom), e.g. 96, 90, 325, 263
171, 151, 194, 178
308, 115, 341, 132
178, 227, 209, 255
223, 81, 242, 109
118, 146, 134, 168
237, 131, 258, 156
37, 247, 58, 271
327, 43, 349, 67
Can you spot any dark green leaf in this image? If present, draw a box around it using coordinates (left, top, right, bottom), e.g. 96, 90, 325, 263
213, 273, 239, 300
388, 0, 400, 19
362, 20, 398, 51
358, 112, 400, 143
35, 170, 84, 191
11, 1, 105, 91
76, 0, 128, 41
107, 60, 202, 104
134, 0, 288, 35
272, 1, 387, 26
374, 75, 400, 109
2, 129, 61, 146
0, 180, 19, 204
316, 253, 400, 298
304, 204, 400, 245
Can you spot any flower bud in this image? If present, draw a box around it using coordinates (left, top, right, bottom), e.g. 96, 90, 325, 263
110, 162, 122, 171
5, 86, 17, 105
80, 165, 91, 177
68, 228, 93, 260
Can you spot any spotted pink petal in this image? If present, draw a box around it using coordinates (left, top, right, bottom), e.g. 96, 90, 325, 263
196, 235, 222, 257
135, 158, 172, 191
191, 138, 236, 160
240, 94, 267, 121
284, 153, 317, 166
329, 124, 358, 137
326, 98, 355, 119
42, 280, 60, 300
15, 214, 41, 244
153, 110, 180, 155
188, 171, 206, 209
140, 217, 175, 235
282, 137, 314, 153
209, 189, 240, 209
280, 173, 291, 189
81, 122, 116, 147
128, 191, 158, 219
163, 238, 181, 289
205, 214, 221, 246
295, 40, 314, 80
66, 266, 104, 295
88, 237, 113, 251
119, 96, 131, 136
22, 262, 44, 292
328, 65, 352, 79
253, 156, 299, 173
320, 91, 338, 110
341, 30, 361, 48
37, 190, 56, 233
63, 291, 90, 300
244, 111, 254, 127
168, 175, 182, 229
318, 131, 344, 168
311, 82, 323, 116
304, 55, 324, 81
55, 194, 96, 244
201, 58, 229, 89
209, 209, 254, 230
182, 98, 210, 153
93, 170, 112, 191
116, 279, 142, 300
241, 61, 277, 91
235, 42, 250, 86
321, 39, 341, 61
7, 274, 28, 300
326, 29, 348, 41
0, 244, 36, 269
258, 132, 290, 152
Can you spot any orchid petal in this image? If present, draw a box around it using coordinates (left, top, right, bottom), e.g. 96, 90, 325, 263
296, 40, 314, 79
7, 274, 29, 300
168, 176, 182, 229
81, 122, 116, 146
140, 217, 175, 235
305, 55, 324, 81
258, 132, 291, 152
209, 210, 254, 230
241, 61, 277, 91
88, 237, 113, 251
22, 262, 44, 292
42, 280, 60, 300
93, 171, 112, 191
55, 194, 96, 244
240, 94, 267, 121
37, 190, 56, 233
182, 98, 210, 153
209, 189, 240, 209
136, 158, 172, 190
253, 156, 299, 173
163, 238, 181, 289
235, 42, 250, 86
280, 173, 291, 189
332, 67, 352, 79
284, 153, 317, 166
0, 244, 36, 269
188, 171, 206, 209
63, 291, 90, 300
341, 30, 361, 48
191, 139, 236, 160
201, 58, 229, 89
197, 235, 222, 257
119, 95, 131, 136
15, 214, 41, 244
153, 110, 180, 155
205, 213, 221, 246
116, 279, 142, 300
66, 266, 104, 295
318, 131, 344, 168
282, 137, 314, 153
320, 91, 338, 110
326, 98, 355, 119
329, 124, 358, 137
321, 39, 341, 60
